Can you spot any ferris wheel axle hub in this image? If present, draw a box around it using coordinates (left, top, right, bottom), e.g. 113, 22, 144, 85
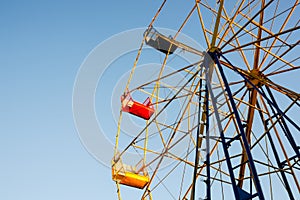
245, 69, 266, 89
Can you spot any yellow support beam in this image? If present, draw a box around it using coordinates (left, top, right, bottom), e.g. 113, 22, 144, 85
210, 0, 224, 52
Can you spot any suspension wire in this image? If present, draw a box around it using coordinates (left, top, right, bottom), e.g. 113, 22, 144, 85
225, 2, 300, 53
264, 86, 300, 159
239, 0, 256, 14
235, 2, 300, 43
137, 69, 201, 158
262, 32, 300, 73
235, 43, 296, 51
266, 57, 300, 76
164, 71, 200, 148
117, 65, 203, 165
145, 60, 199, 170
149, 144, 193, 196
134, 62, 200, 91
220, 0, 275, 50
259, 1, 300, 70
149, 63, 200, 151
287, 94, 300, 108
222, 7, 252, 71
138, 0, 169, 163
149, 3, 203, 150
249, 119, 295, 189
182, 94, 201, 198
134, 110, 199, 144
216, 144, 225, 200
199, 0, 260, 44
143, 144, 202, 199
259, 96, 300, 193
256, 101, 296, 199
216, 0, 246, 48
141, 67, 204, 199
179, 128, 193, 200
221, 53, 300, 131
251, 94, 300, 150
138, 152, 180, 200
222, 26, 300, 54
149, 1, 202, 114
260, 0, 280, 65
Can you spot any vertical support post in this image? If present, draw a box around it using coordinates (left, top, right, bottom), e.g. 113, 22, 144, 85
205, 82, 211, 200
191, 52, 214, 200
206, 52, 240, 200
191, 70, 204, 200
203, 51, 216, 199
213, 52, 265, 200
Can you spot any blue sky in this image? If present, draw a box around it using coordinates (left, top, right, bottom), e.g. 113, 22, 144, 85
1, 1, 299, 200
0, 1, 163, 199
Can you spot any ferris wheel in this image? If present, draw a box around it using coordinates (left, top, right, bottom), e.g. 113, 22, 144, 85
111, 0, 300, 199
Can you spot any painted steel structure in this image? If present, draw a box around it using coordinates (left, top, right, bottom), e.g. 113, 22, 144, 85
111, 0, 300, 199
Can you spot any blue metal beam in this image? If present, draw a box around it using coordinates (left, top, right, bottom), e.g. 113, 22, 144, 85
220, 55, 300, 133
191, 67, 204, 200
213, 52, 265, 200
205, 51, 240, 200
264, 86, 300, 158
256, 102, 296, 200
205, 82, 211, 200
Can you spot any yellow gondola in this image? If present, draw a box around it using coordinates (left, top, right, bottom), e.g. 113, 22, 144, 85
112, 158, 149, 189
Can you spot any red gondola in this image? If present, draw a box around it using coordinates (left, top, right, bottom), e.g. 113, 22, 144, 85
121, 92, 155, 120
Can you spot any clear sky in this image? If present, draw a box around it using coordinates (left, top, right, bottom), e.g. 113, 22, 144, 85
0, 0, 164, 199
1, 1, 299, 200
